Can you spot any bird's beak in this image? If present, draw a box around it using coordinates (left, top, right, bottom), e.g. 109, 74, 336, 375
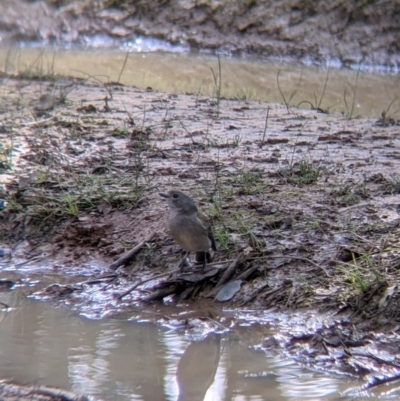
159, 192, 168, 199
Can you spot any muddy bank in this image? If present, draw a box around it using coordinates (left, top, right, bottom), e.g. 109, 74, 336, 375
2, 74, 400, 312
2, 74, 400, 309
2, 74, 400, 383
0, 0, 399, 68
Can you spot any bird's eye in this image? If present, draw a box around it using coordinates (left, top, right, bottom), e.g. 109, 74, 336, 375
173, 193, 179, 199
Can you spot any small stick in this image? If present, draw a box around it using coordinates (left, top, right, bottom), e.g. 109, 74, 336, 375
240, 282, 292, 307
249, 254, 332, 277
237, 265, 259, 281
117, 259, 225, 301
361, 372, 400, 391
239, 282, 271, 306
79, 274, 118, 285
350, 352, 400, 369
116, 269, 178, 300
206, 317, 228, 331
0, 301, 9, 309
216, 251, 246, 288
110, 232, 155, 270
141, 287, 177, 302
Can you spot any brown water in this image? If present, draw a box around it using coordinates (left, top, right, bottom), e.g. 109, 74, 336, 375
1, 47, 399, 118
0, 289, 388, 401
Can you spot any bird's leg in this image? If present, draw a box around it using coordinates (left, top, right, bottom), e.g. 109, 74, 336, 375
201, 251, 207, 274
179, 252, 189, 272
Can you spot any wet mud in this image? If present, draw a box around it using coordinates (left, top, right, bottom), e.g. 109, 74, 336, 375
1, 0, 400, 397
0, 0, 399, 68
2, 74, 400, 390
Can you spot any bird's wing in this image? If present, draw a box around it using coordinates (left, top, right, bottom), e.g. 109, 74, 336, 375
208, 230, 217, 251
197, 211, 217, 251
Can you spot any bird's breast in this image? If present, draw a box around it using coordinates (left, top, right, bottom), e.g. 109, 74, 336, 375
169, 215, 210, 252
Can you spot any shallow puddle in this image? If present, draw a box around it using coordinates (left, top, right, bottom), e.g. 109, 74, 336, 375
0, 289, 392, 401
1, 46, 399, 118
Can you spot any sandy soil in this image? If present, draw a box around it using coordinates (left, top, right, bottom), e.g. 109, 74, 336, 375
0, 0, 399, 68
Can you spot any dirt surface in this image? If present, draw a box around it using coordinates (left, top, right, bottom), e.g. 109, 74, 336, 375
1, 0, 400, 394
0, 0, 399, 68
2, 73, 400, 385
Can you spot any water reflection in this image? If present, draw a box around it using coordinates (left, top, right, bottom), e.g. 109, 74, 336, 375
0, 291, 384, 400
176, 334, 221, 401
0, 46, 399, 118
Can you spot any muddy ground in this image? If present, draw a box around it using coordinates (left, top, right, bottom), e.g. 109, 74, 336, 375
1, 72, 400, 388
1, 1, 400, 398
0, 0, 399, 68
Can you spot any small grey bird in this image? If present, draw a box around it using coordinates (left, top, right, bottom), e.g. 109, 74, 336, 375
160, 190, 216, 273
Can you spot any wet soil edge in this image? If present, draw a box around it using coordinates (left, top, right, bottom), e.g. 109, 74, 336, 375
0, 0, 399, 67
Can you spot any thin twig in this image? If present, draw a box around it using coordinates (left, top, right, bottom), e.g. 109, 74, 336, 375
110, 231, 155, 270
0, 301, 9, 309
117, 50, 130, 84
240, 282, 293, 307
317, 65, 331, 109
237, 265, 259, 281
276, 69, 289, 112
361, 372, 400, 392
141, 286, 178, 302
349, 61, 361, 119
249, 254, 331, 277
206, 317, 229, 331
79, 274, 118, 285
260, 107, 270, 147
116, 269, 178, 300
216, 251, 246, 288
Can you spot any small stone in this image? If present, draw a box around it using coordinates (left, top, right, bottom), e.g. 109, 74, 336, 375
215, 280, 242, 302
